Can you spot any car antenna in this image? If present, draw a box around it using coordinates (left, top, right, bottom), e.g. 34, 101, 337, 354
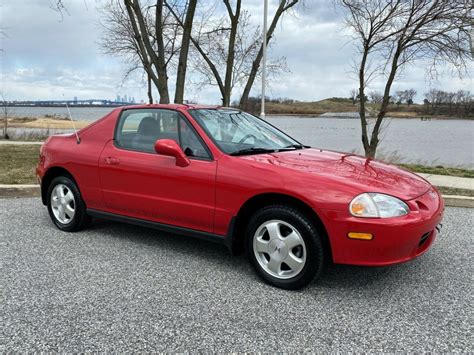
63, 95, 81, 144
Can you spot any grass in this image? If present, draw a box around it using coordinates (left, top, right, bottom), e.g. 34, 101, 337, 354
266, 98, 360, 116
437, 186, 474, 197
399, 164, 474, 178
6, 129, 52, 141
0, 145, 40, 184
0, 145, 472, 197
2, 117, 90, 130
263, 98, 473, 119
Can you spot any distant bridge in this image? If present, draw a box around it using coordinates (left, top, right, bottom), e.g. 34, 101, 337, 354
7, 99, 138, 107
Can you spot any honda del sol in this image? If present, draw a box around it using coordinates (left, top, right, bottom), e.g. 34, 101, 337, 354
37, 105, 444, 289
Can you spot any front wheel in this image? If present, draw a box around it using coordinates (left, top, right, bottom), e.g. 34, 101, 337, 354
47, 176, 90, 232
246, 205, 325, 290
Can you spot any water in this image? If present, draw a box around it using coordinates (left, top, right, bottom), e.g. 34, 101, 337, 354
6, 107, 474, 168
8, 106, 115, 120
266, 116, 474, 168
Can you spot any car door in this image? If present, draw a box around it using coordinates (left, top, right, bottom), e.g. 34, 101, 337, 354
98, 108, 217, 233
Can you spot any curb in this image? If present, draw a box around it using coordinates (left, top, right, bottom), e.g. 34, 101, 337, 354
442, 195, 474, 208
0, 141, 44, 145
0, 184, 472, 208
0, 184, 40, 198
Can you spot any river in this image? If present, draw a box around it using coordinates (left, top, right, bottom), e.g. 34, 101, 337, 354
6, 106, 474, 168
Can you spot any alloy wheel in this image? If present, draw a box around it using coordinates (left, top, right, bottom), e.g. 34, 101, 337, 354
253, 219, 307, 279
50, 184, 76, 224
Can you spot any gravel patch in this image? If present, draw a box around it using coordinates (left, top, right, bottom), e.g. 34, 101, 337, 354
1, 198, 472, 352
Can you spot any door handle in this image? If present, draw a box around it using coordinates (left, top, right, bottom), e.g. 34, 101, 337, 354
106, 156, 120, 165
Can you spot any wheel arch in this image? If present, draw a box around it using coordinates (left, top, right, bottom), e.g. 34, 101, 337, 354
41, 166, 78, 205
228, 193, 332, 261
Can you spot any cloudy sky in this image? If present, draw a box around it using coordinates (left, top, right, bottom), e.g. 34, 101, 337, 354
1, 0, 472, 104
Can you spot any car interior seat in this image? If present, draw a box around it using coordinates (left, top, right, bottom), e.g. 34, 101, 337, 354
131, 116, 162, 152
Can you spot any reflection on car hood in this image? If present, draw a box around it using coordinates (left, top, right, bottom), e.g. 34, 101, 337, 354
243, 148, 430, 200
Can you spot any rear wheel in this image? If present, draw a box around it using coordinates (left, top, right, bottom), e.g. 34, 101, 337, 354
47, 176, 90, 232
246, 205, 325, 289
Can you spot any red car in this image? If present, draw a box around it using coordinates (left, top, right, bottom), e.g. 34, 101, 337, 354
37, 104, 444, 289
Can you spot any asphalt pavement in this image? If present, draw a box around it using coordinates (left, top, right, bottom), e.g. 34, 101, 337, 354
1, 198, 472, 352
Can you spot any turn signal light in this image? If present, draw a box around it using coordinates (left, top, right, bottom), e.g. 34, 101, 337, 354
350, 201, 367, 216
348, 232, 373, 240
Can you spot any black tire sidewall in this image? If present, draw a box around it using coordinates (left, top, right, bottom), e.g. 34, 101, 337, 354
47, 176, 88, 232
246, 205, 324, 290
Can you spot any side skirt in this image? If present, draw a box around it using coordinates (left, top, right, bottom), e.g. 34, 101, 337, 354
87, 209, 227, 246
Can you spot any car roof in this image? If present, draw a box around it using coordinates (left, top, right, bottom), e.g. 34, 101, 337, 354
119, 104, 238, 111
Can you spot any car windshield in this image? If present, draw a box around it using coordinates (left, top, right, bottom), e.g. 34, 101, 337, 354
189, 109, 302, 155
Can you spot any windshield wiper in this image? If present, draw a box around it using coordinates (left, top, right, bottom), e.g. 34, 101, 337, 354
230, 147, 276, 156
276, 144, 310, 152
282, 144, 309, 150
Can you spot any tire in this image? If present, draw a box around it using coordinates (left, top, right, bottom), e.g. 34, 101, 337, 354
47, 176, 90, 232
246, 205, 325, 290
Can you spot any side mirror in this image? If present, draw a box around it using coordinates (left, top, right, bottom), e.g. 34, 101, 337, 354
154, 139, 190, 167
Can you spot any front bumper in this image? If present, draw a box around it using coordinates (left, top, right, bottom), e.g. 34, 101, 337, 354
321, 188, 444, 266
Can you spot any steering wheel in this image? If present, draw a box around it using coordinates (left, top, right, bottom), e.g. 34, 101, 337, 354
238, 134, 257, 144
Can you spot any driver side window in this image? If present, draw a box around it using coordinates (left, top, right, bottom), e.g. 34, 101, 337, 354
179, 118, 210, 159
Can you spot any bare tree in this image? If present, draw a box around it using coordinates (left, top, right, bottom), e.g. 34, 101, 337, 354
405, 88, 417, 106
166, 0, 298, 106
423, 88, 473, 117
1, 93, 10, 140
395, 90, 406, 105
369, 91, 383, 104
99, 1, 155, 103
172, 0, 197, 103
341, 0, 471, 158
124, 0, 171, 103
395, 89, 417, 105
49, 0, 69, 19
222, 0, 242, 107
121, 0, 200, 104
0, 26, 7, 52
349, 89, 358, 105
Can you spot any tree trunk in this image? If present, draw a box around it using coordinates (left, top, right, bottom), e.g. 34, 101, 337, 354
2, 115, 8, 140
154, 0, 170, 103
222, 0, 241, 107
358, 48, 371, 157
366, 49, 401, 158
147, 74, 153, 104
125, 0, 170, 103
174, 0, 197, 104
124, 0, 162, 93
164, 1, 226, 101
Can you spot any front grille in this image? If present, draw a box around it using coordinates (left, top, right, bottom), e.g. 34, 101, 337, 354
418, 231, 431, 247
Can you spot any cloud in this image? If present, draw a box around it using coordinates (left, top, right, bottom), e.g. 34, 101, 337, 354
0, 0, 472, 104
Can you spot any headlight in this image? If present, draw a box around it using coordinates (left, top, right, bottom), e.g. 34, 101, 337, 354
349, 193, 409, 218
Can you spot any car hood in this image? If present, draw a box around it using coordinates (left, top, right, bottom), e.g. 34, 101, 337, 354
243, 148, 431, 200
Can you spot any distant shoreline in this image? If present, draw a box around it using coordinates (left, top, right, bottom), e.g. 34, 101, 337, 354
6, 104, 132, 108
6, 96, 473, 121
267, 113, 473, 120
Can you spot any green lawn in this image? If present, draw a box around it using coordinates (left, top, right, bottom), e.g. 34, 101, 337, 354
0, 145, 40, 184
